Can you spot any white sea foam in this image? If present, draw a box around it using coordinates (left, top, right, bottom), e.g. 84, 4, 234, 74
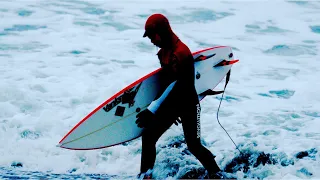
0, 0, 319, 179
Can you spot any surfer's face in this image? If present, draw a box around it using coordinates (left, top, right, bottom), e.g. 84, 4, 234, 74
147, 32, 162, 48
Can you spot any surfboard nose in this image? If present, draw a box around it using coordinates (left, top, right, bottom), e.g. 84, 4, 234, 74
56, 143, 62, 147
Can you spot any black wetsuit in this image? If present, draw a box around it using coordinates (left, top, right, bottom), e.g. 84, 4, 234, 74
140, 37, 220, 175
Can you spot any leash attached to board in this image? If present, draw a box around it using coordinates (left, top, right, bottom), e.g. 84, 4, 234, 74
215, 70, 243, 155
200, 65, 243, 155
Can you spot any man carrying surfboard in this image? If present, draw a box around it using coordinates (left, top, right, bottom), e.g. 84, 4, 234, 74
136, 13, 224, 179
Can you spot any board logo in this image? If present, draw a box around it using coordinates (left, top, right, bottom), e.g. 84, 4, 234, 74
103, 83, 142, 112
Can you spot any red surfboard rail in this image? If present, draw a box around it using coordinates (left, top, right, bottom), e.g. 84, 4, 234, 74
58, 68, 161, 144
58, 46, 237, 148
193, 46, 228, 55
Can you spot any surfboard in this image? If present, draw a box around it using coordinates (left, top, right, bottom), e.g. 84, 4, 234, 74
58, 46, 239, 150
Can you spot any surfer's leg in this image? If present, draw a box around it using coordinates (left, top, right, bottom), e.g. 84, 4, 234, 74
140, 116, 174, 173
181, 103, 221, 175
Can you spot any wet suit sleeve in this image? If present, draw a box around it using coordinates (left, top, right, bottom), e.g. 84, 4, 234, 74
147, 52, 191, 114
147, 81, 176, 113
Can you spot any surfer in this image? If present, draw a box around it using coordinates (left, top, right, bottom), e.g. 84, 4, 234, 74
135, 13, 224, 179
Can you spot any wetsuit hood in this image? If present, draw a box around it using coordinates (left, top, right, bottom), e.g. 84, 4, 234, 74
143, 13, 178, 48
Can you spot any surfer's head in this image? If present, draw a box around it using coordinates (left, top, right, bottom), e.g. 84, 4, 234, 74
143, 14, 177, 48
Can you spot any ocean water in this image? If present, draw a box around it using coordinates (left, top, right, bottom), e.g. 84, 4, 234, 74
1, 0, 320, 179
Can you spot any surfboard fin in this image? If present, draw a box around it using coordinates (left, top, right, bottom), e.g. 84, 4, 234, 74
200, 89, 224, 96
199, 70, 232, 97
214, 59, 239, 67
194, 53, 216, 62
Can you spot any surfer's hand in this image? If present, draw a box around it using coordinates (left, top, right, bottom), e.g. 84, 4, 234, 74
135, 109, 155, 128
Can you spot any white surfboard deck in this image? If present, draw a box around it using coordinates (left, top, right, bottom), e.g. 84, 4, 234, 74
58, 46, 239, 150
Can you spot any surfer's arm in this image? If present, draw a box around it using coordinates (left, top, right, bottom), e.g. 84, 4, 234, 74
147, 52, 189, 114
147, 80, 176, 113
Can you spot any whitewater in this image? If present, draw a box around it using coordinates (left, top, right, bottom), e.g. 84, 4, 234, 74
0, 0, 319, 179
